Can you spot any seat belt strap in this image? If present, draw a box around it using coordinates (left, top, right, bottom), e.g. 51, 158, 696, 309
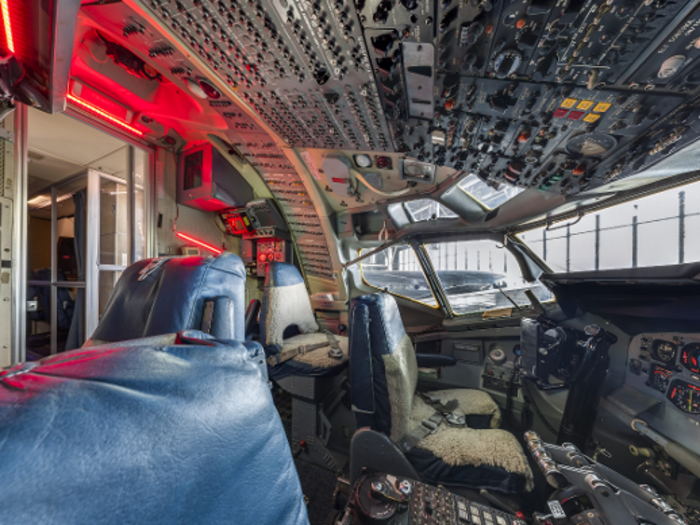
325, 331, 343, 360
418, 391, 467, 427
266, 341, 331, 367
398, 392, 468, 452
417, 391, 459, 415
398, 412, 444, 453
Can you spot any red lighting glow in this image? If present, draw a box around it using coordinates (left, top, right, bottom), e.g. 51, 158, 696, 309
176, 232, 223, 255
0, 0, 14, 54
67, 94, 144, 137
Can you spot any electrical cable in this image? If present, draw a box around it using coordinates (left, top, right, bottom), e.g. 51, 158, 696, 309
350, 169, 411, 197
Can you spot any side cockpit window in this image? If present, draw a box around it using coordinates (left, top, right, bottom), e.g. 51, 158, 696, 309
519, 181, 700, 273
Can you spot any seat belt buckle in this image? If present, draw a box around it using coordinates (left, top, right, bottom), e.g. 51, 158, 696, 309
445, 409, 466, 427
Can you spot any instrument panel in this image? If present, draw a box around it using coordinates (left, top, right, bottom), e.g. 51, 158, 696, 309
628, 334, 700, 418
136, 0, 700, 197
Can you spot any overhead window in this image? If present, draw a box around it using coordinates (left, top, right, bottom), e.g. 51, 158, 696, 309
458, 174, 523, 209
424, 240, 553, 315
403, 198, 457, 222
360, 245, 437, 306
519, 181, 700, 273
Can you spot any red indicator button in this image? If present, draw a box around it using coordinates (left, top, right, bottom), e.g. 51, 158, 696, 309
568, 111, 584, 120
553, 108, 568, 118
376, 156, 393, 169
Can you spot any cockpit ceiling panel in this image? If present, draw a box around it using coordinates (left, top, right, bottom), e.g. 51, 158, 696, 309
135, 0, 700, 200
79, 1, 336, 281
140, 0, 393, 151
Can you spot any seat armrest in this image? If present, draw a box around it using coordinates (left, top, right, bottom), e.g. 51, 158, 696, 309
415, 353, 456, 368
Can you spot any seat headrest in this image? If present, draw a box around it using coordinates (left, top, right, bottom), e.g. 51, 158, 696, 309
91, 254, 246, 344
260, 262, 319, 346
349, 293, 406, 356
0, 336, 308, 524
265, 262, 304, 288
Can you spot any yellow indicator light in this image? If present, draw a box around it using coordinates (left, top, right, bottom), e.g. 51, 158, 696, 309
577, 100, 594, 110
593, 102, 612, 113
561, 98, 578, 108
583, 113, 601, 123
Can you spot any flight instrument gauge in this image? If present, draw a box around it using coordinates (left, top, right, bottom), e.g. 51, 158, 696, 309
651, 339, 678, 363
680, 342, 700, 374
667, 380, 700, 414
649, 364, 673, 393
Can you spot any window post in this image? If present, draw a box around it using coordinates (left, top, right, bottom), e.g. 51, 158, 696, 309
679, 190, 685, 265
632, 215, 638, 268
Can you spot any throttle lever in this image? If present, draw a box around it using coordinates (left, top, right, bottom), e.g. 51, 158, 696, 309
369, 480, 405, 504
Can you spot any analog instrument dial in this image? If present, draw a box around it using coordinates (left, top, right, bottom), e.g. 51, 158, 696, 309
667, 380, 700, 415
680, 342, 700, 374
649, 364, 673, 393
651, 339, 678, 363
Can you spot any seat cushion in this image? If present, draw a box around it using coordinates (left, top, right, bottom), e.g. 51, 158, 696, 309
406, 395, 534, 492
420, 389, 502, 429
268, 332, 349, 381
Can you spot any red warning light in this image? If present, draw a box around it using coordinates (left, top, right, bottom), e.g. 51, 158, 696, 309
67, 94, 144, 137
0, 0, 14, 54
175, 232, 223, 255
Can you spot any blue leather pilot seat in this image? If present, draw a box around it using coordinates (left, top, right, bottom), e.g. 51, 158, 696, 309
260, 262, 348, 381
348, 293, 534, 493
87, 254, 246, 346
0, 334, 309, 524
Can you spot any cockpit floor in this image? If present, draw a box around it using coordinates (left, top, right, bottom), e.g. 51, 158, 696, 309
294, 458, 339, 525
273, 386, 340, 524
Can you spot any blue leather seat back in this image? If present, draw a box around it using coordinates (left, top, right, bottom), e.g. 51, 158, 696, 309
91, 254, 246, 343
0, 336, 309, 525
260, 262, 319, 347
348, 293, 408, 437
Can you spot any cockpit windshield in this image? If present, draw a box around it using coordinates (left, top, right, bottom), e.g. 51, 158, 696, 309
519, 179, 700, 274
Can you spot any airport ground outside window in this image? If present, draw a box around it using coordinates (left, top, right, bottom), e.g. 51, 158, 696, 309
360, 245, 438, 306
519, 181, 700, 273
423, 240, 553, 315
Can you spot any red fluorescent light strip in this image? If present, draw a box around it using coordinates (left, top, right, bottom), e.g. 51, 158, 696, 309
0, 0, 13, 54
176, 232, 223, 255
67, 94, 143, 137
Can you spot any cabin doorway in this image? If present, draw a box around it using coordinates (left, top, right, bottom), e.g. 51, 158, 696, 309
25, 109, 151, 360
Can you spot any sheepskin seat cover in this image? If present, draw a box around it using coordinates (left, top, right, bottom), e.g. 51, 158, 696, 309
261, 262, 349, 380
382, 335, 533, 490
349, 293, 533, 493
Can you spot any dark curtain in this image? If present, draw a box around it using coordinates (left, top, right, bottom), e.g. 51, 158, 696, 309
65, 190, 85, 350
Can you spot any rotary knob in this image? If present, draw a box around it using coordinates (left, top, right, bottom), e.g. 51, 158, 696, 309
492, 49, 522, 78
489, 345, 507, 365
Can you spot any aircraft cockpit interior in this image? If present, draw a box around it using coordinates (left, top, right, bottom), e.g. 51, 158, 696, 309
3, 0, 700, 524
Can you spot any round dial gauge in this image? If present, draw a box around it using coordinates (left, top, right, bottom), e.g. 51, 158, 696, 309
667, 380, 700, 415
650, 365, 673, 393
681, 342, 700, 374
651, 339, 678, 363
353, 154, 373, 168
